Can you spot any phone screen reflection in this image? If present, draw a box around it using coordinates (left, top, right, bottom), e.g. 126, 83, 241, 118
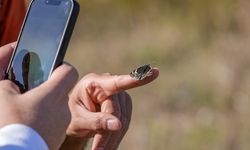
7, 0, 73, 92
9, 50, 44, 93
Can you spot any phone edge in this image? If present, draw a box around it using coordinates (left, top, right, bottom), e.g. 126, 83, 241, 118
50, 0, 80, 73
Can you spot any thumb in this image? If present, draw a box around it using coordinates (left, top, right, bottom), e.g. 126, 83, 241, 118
30, 63, 79, 100
74, 112, 122, 133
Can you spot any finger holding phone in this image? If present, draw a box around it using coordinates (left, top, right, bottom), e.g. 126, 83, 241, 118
0, 43, 79, 150
0, 0, 80, 149
6, 0, 79, 93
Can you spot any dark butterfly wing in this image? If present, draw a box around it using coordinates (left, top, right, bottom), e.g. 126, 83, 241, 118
130, 64, 152, 80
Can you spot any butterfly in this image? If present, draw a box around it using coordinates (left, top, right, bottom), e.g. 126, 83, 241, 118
130, 64, 153, 80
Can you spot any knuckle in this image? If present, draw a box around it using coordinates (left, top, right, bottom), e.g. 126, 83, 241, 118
85, 81, 96, 91
92, 118, 102, 131
1, 80, 14, 86
62, 63, 74, 71
86, 73, 98, 78
112, 75, 121, 91
0, 80, 20, 93
59, 64, 79, 83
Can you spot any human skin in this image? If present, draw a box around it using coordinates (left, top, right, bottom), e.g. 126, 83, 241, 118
61, 67, 159, 150
0, 43, 79, 150
0, 42, 159, 150
61, 91, 133, 150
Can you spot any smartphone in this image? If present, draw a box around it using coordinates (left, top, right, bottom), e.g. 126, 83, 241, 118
5, 0, 79, 93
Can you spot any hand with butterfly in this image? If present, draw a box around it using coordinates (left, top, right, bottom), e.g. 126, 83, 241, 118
60, 66, 159, 150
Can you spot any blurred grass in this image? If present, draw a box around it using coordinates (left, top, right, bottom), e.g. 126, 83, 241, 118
68, 0, 250, 150
29, 0, 250, 149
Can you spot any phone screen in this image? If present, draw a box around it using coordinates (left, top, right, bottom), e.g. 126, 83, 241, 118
8, 0, 73, 92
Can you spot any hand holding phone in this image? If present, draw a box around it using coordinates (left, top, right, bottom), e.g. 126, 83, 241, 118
6, 0, 79, 93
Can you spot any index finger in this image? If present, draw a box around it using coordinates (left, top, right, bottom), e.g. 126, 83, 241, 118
106, 68, 159, 96
76, 68, 159, 105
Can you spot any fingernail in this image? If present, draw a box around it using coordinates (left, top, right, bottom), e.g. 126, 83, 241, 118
96, 147, 104, 150
107, 119, 120, 130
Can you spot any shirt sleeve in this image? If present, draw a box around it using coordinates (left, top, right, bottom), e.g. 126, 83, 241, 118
0, 124, 49, 150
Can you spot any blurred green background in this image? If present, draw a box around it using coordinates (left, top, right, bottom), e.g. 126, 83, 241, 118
29, 0, 250, 149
